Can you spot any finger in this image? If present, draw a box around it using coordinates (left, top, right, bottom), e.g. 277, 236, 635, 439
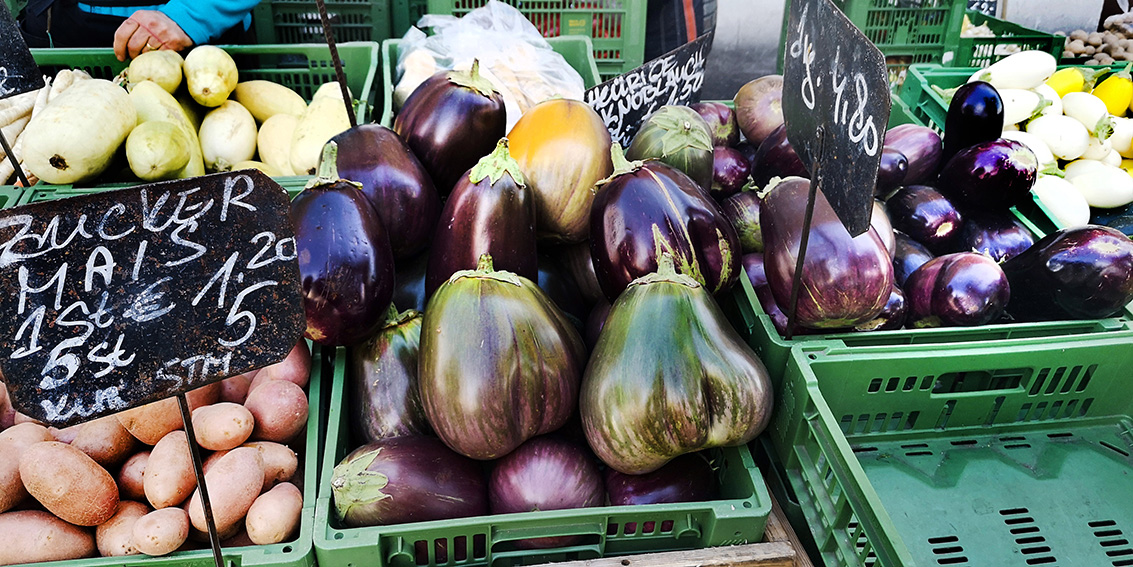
113, 19, 141, 61
127, 30, 151, 60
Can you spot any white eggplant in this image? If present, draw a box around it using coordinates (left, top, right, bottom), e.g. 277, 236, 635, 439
968, 50, 1056, 90
1062, 91, 1114, 140
1103, 148, 1123, 167
1110, 116, 1133, 158
1064, 158, 1110, 180
999, 130, 1056, 167
999, 88, 1047, 125
1031, 175, 1091, 228
1067, 163, 1133, 208
1082, 136, 1113, 161
1034, 84, 1062, 117
1025, 114, 1090, 160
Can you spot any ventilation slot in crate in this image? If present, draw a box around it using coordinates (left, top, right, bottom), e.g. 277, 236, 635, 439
1027, 365, 1095, 397
1090, 520, 1133, 566
927, 534, 968, 565
1000, 508, 1057, 565
840, 411, 919, 435
847, 521, 878, 567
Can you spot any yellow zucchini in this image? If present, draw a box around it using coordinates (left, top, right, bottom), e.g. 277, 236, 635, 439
289, 96, 350, 175
256, 113, 298, 176
130, 80, 205, 178
233, 80, 307, 123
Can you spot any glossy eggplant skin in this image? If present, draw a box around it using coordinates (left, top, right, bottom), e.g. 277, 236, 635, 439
904, 252, 1010, 328
590, 155, 741, 302
723, 190, 763, 253
750, 124, 808, 187
854, 286, 907, 331
537, 253, 588, 332
761, 177, 894, 329
420, 255, 586, 460
583, 298, 611, 352
893, 231, 935, 287
711, 146, 751, 201
626, 105, 715, 191
876, 147, 909, 197
393, 64, 506, 196
689, 101, 740, 147
942, 81, 1004, 165
886, 185, 965, 255
605, 452, 715, 506
956, 211, 1035, 262
937, 139, 1038, 212
871, 200, 896, 257
742, 252, 767, 288
391, 252, 428, 312
884, 124, 943, 185
349, 309, 431, 443
1002, 225, 1133, 321
331, 124, 440, 261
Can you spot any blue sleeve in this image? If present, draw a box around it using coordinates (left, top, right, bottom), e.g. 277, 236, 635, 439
159, 0, 259, 45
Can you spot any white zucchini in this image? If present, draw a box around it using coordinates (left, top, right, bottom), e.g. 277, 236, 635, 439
1062, 91, 1114, 140
967, 50, 1056, 90
126, 120, 191, 181
126, 50, 184, 94
233, 80, 307, 123
184, 45, 239, 107
1031, 175, 1091, 228
131, 80, 205, 178
256, 114, 298, 176
1066, 163, 1133, 208
999, 130, 1055, 166
199, 100, 258, 172
230, 160, 281, 176
1025, 115, 1090, 161
289, 96, 351, 175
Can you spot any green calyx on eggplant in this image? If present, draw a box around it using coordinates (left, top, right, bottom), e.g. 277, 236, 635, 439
349, 305, 431, 444
420, 254, 586, 460
590, 144, 741, 303
581, 254, 773, 474
394, 59, 506, 196
425, 138, 537, 299
292, 142, 396, 346
626, 105, 715, 191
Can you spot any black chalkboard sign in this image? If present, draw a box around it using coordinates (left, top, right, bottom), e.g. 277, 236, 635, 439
0, 2, 44, 100
584, 30, 715, 147
782, 0, 889, 236
0, 170, 305, 427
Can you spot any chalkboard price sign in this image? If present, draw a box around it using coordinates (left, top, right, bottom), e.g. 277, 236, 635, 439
782, 0, 890, 236
0, 2, 45, 100
0, 170, 305, 427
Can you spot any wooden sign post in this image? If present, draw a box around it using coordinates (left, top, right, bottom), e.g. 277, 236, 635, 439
0, 2, 44, 188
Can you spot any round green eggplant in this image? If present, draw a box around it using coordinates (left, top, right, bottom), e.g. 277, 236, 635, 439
580, 254, 773, 474
349, 306, 431, 444
419, 254, 587, 460
626, 105, 715, 191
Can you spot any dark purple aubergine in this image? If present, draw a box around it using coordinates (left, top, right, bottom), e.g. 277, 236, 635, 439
942, 81, 1004, 165
750, 124, 808, 187
854, 286, 907, 331
937, 139, 1038, 212
742, 252, 767, 288
590, 146, 742, 302
583, 297, 611, 352
292, 143, 396, 346
884, 124, 943, 184
723, 190, 763, 253
893, 231, 935, 287
331, 124, 440, 261
605, 452, 715, 506
392, 252, 428, 312
735, 141, 758, 167
349, 307, 431, 443
886, 185, 965, 255
690, 101, 740, 147
425, 138, 537, 298
711, 146, 751, 201
955, 211, 1035, 262
1002, 225, 1133, 321
331, 436, 488, 527
875, 147, 909, 197
557, 240, 606, 307
537, 253, 588, 331
904, 252, 1010, 327
393, 61, 506, 196
755, 284, 791, 335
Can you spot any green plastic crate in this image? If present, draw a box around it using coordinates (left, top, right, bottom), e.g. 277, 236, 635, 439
391, 0, 430, 38
378, 35, 602, 127
0, 186, 30, 207
945, 11, 1063, 68
252, 0, 393, 44
23, 176, 311, 202
314, 347, 772, 567
769, 332, 1133, 567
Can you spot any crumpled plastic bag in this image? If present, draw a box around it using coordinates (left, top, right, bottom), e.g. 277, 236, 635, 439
394, 0, 585, 129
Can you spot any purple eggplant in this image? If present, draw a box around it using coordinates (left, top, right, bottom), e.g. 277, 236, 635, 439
733, 75, 784, 148
605, 452, 715, 506
331, 436, 487, 527
937, 139, 1038, 212
735, 140, 758, 167
955, 211, 1035, 262
331, 124, 440, 261
626, 105, 715, 191
349, 307, 431, 443
690, 101, 740, 147
750, 124, 808, 187
392, 252, 428, 312
871, 200, 896, 257
723, 190, 763, 253
1002, 225, 1133, 321
742, 252, 767, 288
291, 143, 396, 346
590, 146, 741, 302
583, 298, 612, 352
942, 81, 1004, 165
711, 146, 751, 201
393, 61, 506, 195
904, 252, 1010, 327
893, 231, 935, 287
854, 285, 908, 331
557, 241, 606, 308
884, 124, 943, 185
886, 185, 965, 255
756, 284, 792, 336
761, 177, 894, 329
876, 147, 909, 197
537, 252, 588, 331
425, 138, 537, 298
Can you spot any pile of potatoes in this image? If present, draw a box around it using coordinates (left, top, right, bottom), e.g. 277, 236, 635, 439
0, 341, 312, 565
1061, 20, 1133, 65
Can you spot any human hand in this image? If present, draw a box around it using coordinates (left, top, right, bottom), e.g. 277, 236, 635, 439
114, 10, 193, 61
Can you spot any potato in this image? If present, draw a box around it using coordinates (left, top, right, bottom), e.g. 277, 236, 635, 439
71, 415, 138, 467
219, 374, 252, 404
187, 446, 264, 533
20, 441, 119, 526
0, 510, 96, 564
133, 507, 190, 556
244, 380, 308, 443
13, 412, 42, 426
96, 500, 150, 557
49, 423, 83, 444
0, 382, 15, 430
249, 341, 312, 391
0, 423, 52, 513
145, 431, 197, 509
244, 441, 299, 487
245, 482, 302, 544
117, 383, 221, 445
202, 448, 228, 474
118, 450, 150, 502
192, 402, 254, 451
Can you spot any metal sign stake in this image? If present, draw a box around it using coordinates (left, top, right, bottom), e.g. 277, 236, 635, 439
0, 129, 31, 188
784, 127, 824, 340
315, 0, 358, 129
178, 393, 226, 567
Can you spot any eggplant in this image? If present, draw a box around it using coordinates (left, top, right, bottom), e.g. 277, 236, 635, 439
761, 177, 894, 329
750, 124, 808, 187
755, 283, 792, 336
871, 200, 897, 257
604, 452, 715, 506
742, 252, 767, 288
626, 105, 715, 191
955, 211, 1035, 262
291, 143, 396, 346
393, 61, 506, 196
425, 138, 537, 299
886, 185, 965, 255
904, 252, 1010, 327
690, 101, 740, 147
1002, 225, 1133, 321
884, 124, 943, 185
420, 254, 586, 460
722, 190, 763, 253
331, 436, 487, 527
942, 81, 1004, 165
735, 140, 758, 168
733, 75, 784, 148
391, 252, 428, 312
876, 147, 909, 197
331, 124, 440, 261
349, 307, 430, 443
556, 241, 606, 308
583, 298, 611, 352
581, 254, 773, 474
937, 139, 1038, 212
893, 231, 935, 287
590, 146, 741, 302
536, 252, 588, 331
710, 146, 751, 201
854, 285, 908, 331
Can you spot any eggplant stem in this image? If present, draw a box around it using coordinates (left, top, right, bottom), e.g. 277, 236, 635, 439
476, 253, 495, 272
448, 58, 499, 98
305, 141, 363, 191
468, 138, 526, 186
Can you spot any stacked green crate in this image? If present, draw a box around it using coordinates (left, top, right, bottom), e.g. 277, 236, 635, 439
252, 0, 393, 44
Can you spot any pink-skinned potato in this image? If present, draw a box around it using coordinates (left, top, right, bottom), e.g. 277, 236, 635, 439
187, 446, 264, 533
71, 415, 139, 467
191, 402, 255, 451
133, 507, 190, 556
248, 341, 311, 392
0, 510, 96, 564
19, 441, 119, 526
118, 451, 150, 502
145, 431, 196, 509
244, 380, 308, 443
0, 423, 53, 513
245, 482, 302, 544
117, 383, 221, 445
96, 500, 150, 557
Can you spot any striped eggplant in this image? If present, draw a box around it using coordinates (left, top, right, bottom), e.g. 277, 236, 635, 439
580, 254, 773, 474
420, 254, 586, 460
626, 105, 715, 191
349, 307, 431, 444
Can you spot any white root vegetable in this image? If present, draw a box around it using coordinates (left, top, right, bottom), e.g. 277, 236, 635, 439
1031, 175, 1092, 228
1066, 163, 1133, 207
1062, 91, 1114, 139
1025, 114, 1090, 160
0, 90, 37, 128
199, 100, 258, 172
968, 50, 1056, 90
48, 70, 74, 101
